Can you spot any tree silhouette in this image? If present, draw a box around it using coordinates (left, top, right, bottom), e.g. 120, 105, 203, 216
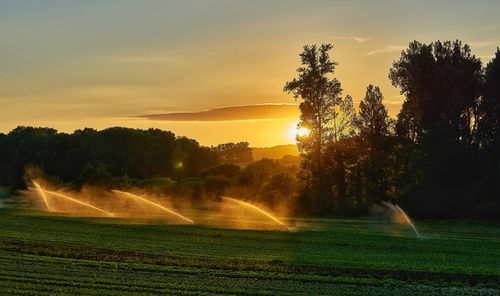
476, 48, 500, 213
284, 44, 343, 212
359, 85, 390, 139
336, 95, 359, 140
358, 85, 391, 205
479, 48, 500, 147
390, 40, 482, 146
215, 142, 253, 164
389, 40, 483, 218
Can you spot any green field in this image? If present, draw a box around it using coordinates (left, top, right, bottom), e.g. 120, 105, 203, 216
1, 208, 499, 295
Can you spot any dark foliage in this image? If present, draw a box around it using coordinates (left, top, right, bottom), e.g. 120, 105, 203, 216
215, 142, 253, 164
0, 127, 218, 187
286, 41, 500, 219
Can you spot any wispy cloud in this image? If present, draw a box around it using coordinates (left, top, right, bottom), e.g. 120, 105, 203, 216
332, 36, 372, 43
112, 56, 172, 63
138, 104, 299, 122
365, 46, 405, 56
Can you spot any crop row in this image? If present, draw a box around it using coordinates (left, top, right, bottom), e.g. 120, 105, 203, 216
2, 251, 499, 296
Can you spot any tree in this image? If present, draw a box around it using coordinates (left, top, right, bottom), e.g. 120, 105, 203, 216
476, 48, 500, 208
389, 40, 482, 146
215, 142, 253, 164
389, 40, 483, 218
176, 136, 219, 178
284, 44, 343, 212
76, 162, 113, 188
322, 95, 359, 213
336, 95, 359, 140
359, 85, 390, 139
239, 159, 284, 193
478, 48, 500, 147
358, 85, 392, 204
3, 127, 57, 187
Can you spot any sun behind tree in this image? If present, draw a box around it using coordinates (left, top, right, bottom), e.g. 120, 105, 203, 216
288, 124, 310, 142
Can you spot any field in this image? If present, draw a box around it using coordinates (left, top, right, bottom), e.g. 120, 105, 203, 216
1, 208, 499, 295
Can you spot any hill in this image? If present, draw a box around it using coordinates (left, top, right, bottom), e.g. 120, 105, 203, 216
252, 144, 299, 160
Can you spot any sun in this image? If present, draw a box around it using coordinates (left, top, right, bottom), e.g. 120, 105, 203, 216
289, 124, 310, 142
296, 127, 310, 137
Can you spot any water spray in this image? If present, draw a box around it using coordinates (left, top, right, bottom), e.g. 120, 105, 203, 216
394, 204, 420, 237
222, 196, 292, 231
112, 190, 194, 224
43, 189, 115, 217
32, 181, 51, 210
382, 201, 419, 237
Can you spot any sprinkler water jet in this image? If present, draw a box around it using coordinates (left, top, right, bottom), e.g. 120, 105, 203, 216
222, 196, 292, 231
112, 190, 194, 224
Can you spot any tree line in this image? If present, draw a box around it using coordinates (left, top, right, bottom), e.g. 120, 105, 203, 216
0, 126, 298, 210
286, 40, 500, 219
0, 126, 264, 186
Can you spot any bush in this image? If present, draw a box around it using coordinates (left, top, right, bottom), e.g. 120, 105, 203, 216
204, 176, 231, 198
176, 177, 204, 200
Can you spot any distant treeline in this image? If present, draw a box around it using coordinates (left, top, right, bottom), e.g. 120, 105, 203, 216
0, 127, 299, 211
0, 127, 215, 185
285, 41, 500, 220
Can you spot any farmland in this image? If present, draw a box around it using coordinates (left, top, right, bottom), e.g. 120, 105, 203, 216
0, 208, 499, 295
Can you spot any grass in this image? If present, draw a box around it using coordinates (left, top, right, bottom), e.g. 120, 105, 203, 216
0, 208, 499, 295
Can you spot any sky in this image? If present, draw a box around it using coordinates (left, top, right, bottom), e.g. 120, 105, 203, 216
1, 0, 500, 146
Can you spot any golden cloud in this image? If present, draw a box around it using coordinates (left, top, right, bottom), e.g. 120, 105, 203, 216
139, 104, 299, 121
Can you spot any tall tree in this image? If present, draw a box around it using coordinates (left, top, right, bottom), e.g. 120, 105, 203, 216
359, 85, 390, 139
336, 95, 359, 140
477, 48, 500, 206
390, 40, 482, 145
389, 40, 483, 218
323, 95, 359, 213
479, 48, 500, 147
358, 85, 391, 204
284, 44, 343, 212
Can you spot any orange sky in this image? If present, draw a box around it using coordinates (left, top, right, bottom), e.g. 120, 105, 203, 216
1, 1, 499, 146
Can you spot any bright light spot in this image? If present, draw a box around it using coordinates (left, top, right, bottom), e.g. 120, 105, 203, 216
289, 124, 310, 142
296, 127, 310, 137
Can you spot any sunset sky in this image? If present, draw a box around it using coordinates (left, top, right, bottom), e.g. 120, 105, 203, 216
1, 0, 500, 146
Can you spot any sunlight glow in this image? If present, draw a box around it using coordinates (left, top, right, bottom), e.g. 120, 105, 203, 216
289, 124, 310, 142
296, 127, 310, 137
